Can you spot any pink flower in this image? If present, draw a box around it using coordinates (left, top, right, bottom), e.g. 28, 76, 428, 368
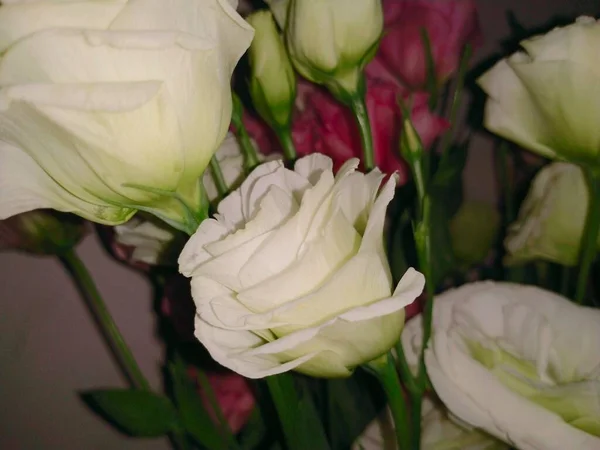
366, 0, 482, 90
244, 79, 448, 181
188, 368, 255, 434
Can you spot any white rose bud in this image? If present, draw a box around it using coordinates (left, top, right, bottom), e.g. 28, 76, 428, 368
353, 397, 508, 450
285, 0, 383, 101
246, 10, 296, 130
0, 0, 253, 231
402, 282, 600, 450
478, 16, 600, 167
505, 162, 600, 266
179, 154, 425, 378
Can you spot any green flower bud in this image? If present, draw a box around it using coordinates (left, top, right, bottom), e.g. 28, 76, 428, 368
247, 10, 296, 130
0, 210, 87, 255
284, 0, 382, 101
450, 201, 500, 266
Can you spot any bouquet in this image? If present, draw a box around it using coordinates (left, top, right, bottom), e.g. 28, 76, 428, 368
1, 1, 599, 449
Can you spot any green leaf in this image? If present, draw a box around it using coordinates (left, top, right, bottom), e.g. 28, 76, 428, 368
238, 381, 285, 450
81, 389, 178, 437
168, 356, 227, 450
320, 372, 386, 450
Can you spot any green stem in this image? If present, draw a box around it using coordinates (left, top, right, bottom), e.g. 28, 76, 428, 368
437, 45, 472, 158
394, 340, 419, 396
350, 92, 375, 171
373, 354, 412, 450
275, 126, 297, 162
414, 199, 434, 450
172, 431, 191, 450
575, 169, 600, 304
231, 93, 261, 172
420, 29, 439, 111
59, 250, 150, 391
209, 156, 228, 200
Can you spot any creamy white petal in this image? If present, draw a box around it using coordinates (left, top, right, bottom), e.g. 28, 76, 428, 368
178, 219, 230, 276
205, 186, 297, 258
0, 140, 133, 223
236, 209, 360, 314
509, 60, 600, 163
0, 0, 126, 52
0, 28, 234, 184
409, 282, 600, 450
477, 56, 558, 159
236, 169, 336, 289
520, 17, 600, 76
0, 81, 184, 206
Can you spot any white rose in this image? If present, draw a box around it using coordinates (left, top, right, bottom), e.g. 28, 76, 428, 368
478, 16, 600, 166
402, 282, 600, 450
0, 0, 253, 229
178, 154, 424, 378
505, 162, 600, 266
353, 397, 508, 450
284, 0, 383, 99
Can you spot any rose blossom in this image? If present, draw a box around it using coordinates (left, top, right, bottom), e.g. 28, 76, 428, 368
366, 0, 482, 90
179, 154, 424, 378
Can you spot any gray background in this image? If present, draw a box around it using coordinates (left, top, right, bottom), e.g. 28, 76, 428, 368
1, 1, 599, 449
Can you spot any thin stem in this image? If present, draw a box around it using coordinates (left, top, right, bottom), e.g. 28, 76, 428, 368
373, 354, 412, 450
171, 431, 191, 450
209, 156, 228, 200
420, 29, 439, 111
575, 169, 600, 304
59, 250, 150, 391
350, 93, 375, 171
437, 45, 472, 159
414, 200, 434, 450
275, 126, 297, 162
231, 94, 261, 172
394, 340, 419, 396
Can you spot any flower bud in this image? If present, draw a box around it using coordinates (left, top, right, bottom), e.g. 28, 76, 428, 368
505, 162, 598, 266
285, 0, 383, 101
0, 210, 86, 255
450, 201, 500, 266
247, 10, 296, 130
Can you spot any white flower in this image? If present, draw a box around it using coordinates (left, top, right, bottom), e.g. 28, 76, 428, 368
0, 0, 253, 227
402, 282, 600, 450
478, 16, 600, 166
353, 397, 508, 450
178, 154, 424, 378
114, 217, 182, 266
505, 162, 599, 266
284, 0, 383, 99
246, 10, 296, 129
